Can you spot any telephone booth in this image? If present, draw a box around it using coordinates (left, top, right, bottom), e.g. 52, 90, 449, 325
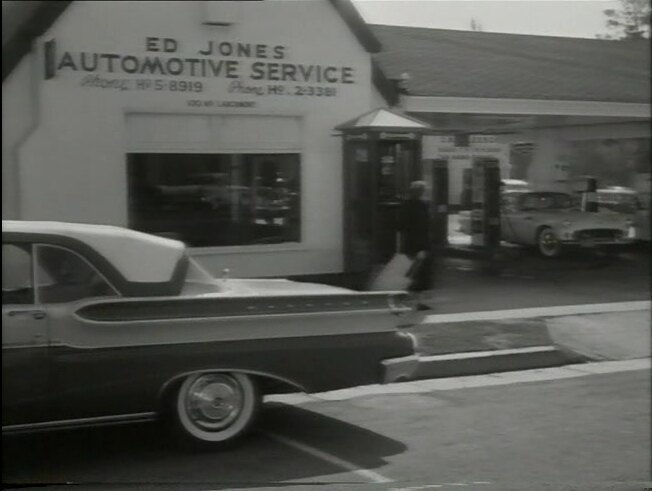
335, 108, 433, 279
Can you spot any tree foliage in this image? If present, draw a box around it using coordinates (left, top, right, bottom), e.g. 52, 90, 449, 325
598, 0, 650, 39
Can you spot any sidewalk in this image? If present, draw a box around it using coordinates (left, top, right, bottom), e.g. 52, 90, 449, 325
408, 301, 651, 380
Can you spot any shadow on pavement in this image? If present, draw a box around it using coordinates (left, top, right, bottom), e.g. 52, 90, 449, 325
259, 402, 406, 464
2, 404, 406, 489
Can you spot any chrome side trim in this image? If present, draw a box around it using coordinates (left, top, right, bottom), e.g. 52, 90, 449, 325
73, 307, 400, 325
2, 344, 49, 350
2, 412, 157, 433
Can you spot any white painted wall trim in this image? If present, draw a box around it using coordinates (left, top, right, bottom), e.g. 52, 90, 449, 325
401, 95, 650, 118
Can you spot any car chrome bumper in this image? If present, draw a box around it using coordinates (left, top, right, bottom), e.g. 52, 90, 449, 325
381, 354, 420, 383
382, 332, 420, 383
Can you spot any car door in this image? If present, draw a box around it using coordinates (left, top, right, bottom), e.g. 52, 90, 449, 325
503, 193, 539, 244
2, 243, 52, 427
500, 194, 522, 243
33, 244, 124, 422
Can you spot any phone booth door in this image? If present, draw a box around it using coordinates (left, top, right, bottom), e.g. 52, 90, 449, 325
343, 135, 422, 276
376, 139, 420, 262
343, 139, 376, 274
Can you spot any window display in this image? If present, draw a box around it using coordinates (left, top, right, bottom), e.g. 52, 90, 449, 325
128, 153, 301, 247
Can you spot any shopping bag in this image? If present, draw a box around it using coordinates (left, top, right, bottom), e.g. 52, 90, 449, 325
405, 251, 434, 292
367, 252, 413, 291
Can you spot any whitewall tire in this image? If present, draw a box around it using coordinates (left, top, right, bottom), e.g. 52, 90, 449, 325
173, 372, 259, 447
537, 227, 563, 258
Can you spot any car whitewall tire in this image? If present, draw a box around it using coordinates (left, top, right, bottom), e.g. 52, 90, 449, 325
174, 372, 259, 447
537, 227, 563, 258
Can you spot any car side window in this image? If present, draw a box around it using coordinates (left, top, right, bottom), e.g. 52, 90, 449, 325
35, 245, 118, 303
2, 244, 34, 305
501, 195, 519, 213
518, 195, 538, 211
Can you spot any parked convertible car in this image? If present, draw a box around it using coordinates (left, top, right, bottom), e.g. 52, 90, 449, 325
2, 221, 420, 447
457, 191, 636, 257
501, 191, 636, 257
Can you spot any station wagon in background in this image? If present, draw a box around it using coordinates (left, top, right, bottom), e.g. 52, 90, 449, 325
2, 221, 420, 447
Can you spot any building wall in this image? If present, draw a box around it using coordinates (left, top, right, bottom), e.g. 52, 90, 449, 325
2, 55, 38, 219
2, 0, 377, 278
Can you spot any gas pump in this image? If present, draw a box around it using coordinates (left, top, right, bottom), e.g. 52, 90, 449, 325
470, 158, 501, 249
581, 176, 598, 212
570, 175, 599, 212
428, 159, 449, 247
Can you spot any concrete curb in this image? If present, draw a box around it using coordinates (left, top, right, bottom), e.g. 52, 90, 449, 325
265, 359, 651, 405
412, 302, 650, 381
411, 346, 586, 381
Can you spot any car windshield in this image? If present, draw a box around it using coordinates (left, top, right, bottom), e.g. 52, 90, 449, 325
518, 192, 574, 211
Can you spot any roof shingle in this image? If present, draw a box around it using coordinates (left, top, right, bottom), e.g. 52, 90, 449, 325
370, 24, 651, 103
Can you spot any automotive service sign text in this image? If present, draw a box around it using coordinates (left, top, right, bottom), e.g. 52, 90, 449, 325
44, 37, 356, 99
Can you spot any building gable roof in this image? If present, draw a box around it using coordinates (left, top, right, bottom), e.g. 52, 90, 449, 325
2, 1, 72, 81
370, 24, 651, 104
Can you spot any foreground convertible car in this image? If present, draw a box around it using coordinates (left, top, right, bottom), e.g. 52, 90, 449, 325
2, 221, 420, 446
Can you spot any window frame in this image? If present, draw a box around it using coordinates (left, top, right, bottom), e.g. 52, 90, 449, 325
2, 242, 36, 306
32, 243, 121, 304
126, 151, 303, 249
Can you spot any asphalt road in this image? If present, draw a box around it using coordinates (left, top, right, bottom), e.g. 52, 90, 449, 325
4, 368, 650, 490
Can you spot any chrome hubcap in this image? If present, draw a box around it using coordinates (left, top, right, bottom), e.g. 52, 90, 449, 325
185, 374, 243, 431
541, 232, 558, 252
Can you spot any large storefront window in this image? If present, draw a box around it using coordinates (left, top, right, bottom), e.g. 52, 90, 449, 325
127, 153, 301, 247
